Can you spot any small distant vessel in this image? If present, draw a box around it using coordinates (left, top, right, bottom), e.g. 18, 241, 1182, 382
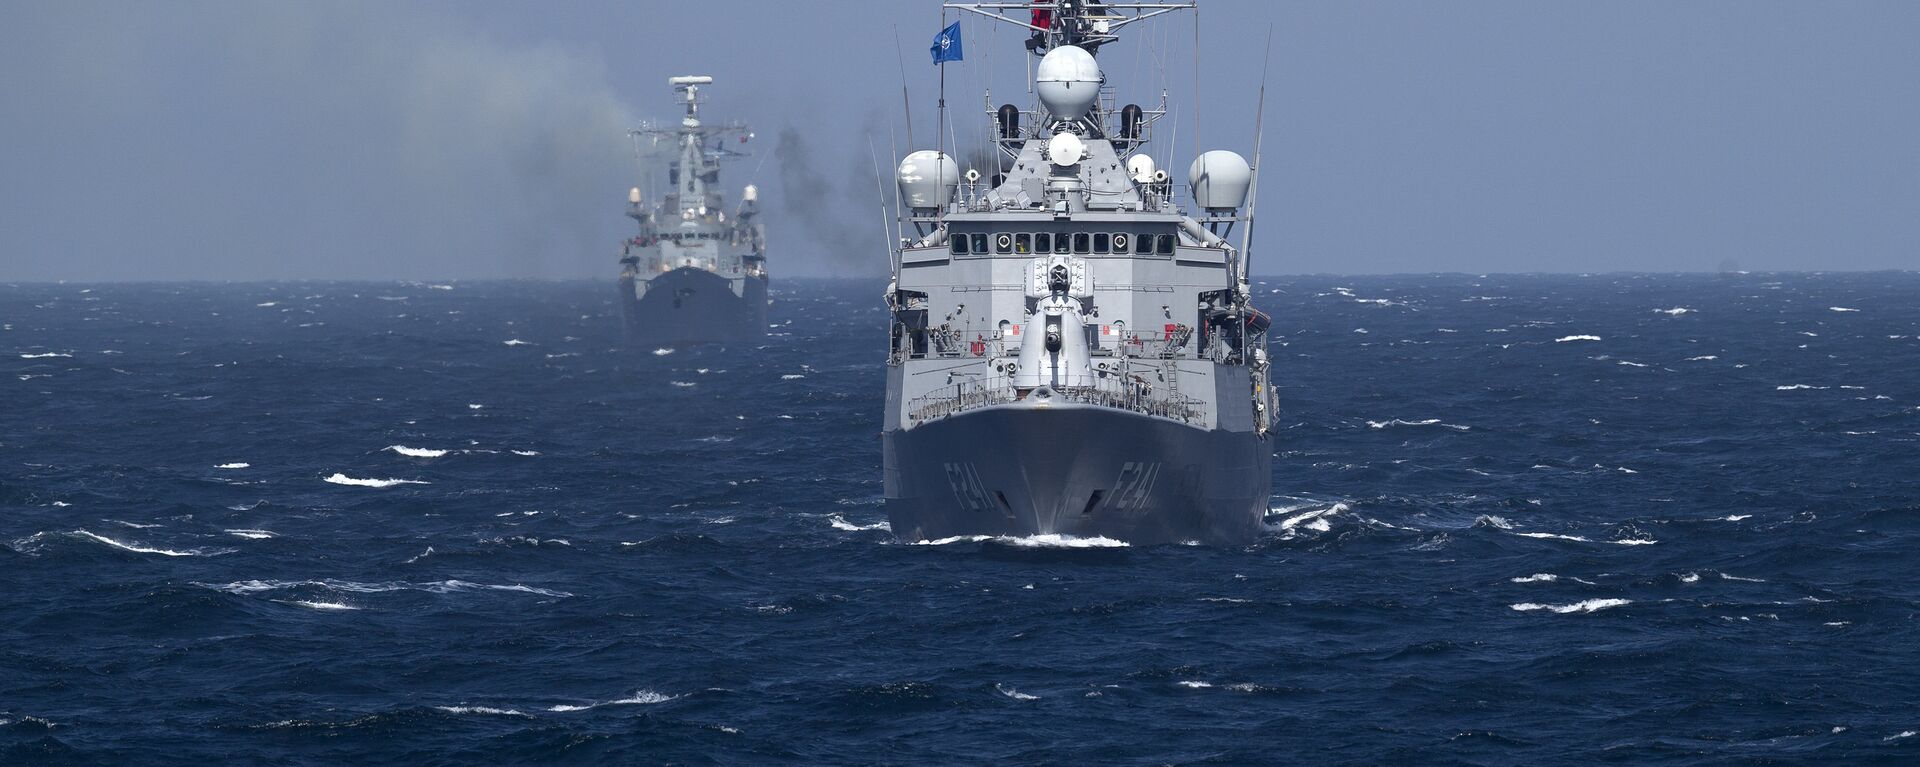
882, 1, 1276, 545
618, 76, 768, 346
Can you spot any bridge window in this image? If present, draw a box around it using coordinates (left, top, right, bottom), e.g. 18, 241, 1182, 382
1055, 234, 1070, 254
1035, 232, 1053, 253
1155, 234, 1175, 255
971, 233, 988, 254
951, 233, 970, 255
1014, 233, 1031, 254
1093, 233, 1110, 253
1113, 233, 1130, 254
1073, 232, 1090, 254
994, 233, 1013, 254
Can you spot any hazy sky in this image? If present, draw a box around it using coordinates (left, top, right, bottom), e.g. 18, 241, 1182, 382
2, 1, 1914, 280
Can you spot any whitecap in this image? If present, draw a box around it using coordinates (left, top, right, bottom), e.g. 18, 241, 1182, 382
1272, 503, 1347, 533
1510, 573, 1559, 583
467, 403, 484, 410
386, 445, 449, 458
1509, 598, 1632, 614
1654, 308, 1692, 316
18, 352, 72, 359
1719, 573, 1766, 583
503, 339, 531, 346
1475, 515, 1514, 529
1555, 335, 1602, 342
215, 462, 250, 469
225, 529, 276, 539
671, 381, 697, 387
1829, 307, 1860, 313
1685, 355, 1718, 361
1679, 572, 1701, 583
1514, 531, 1592, 543
1885, 731, 1915, 741
780, 374, 806, 380
828, 515, 891, 532
1719, 514, 1752, 522
72, 529, 228, 557
548, 690, 678, 712
652, 348, 674, 356
1776, 384, 1828, 391
1176, 680, 1214, 689
912, 535, 996, 546
435, 706, 525, 716
255, 301, 278, 308
511, 450, 540, 456
1610, 538, 1657, 546
324, 473, 428, 488
112, 520, 162, 529
1617, 360, 1649, 368
995, 683, 1039, 701
284, 600, 357, 611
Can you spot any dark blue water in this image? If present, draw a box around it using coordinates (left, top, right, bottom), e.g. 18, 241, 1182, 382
4, 274, 1918, 765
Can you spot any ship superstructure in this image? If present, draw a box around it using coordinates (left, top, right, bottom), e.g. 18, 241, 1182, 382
618, 76, 768, 345
883, 2, 1275, 545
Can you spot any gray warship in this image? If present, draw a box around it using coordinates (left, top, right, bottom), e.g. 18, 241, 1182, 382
618, 76, 768, 345
884, 1, 1275, 545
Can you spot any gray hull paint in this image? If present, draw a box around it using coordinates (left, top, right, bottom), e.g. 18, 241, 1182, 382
619, 267, 767, 346
884, 403, 1272, 546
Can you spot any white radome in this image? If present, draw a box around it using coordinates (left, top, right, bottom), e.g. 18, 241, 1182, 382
1035, 45, 1102, 120
1046, 132, 1086, 167
1188, 150, 1252, 210
1126, 154, 1157, 183
743, 184, 758, 202
628, 187, 642, 204
896, 150, 959, 208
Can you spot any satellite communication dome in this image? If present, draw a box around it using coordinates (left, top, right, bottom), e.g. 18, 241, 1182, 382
1035, 45, 1102, 120
1126, 154, 1157, 184
742, 184, 758, 202
1188, 150, 1252, 210
628, 187, 642, 204
896, 150, 959, 208
1046, 132, 1085, 167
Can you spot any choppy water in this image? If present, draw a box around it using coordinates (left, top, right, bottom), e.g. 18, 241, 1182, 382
4, 274, 1918, 765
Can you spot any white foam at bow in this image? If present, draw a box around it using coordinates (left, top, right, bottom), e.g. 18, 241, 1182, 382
324, 473, 428, 488
1510, 598, 1632, 614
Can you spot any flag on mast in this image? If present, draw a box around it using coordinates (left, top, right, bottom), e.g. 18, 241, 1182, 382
930, 21, 963, 64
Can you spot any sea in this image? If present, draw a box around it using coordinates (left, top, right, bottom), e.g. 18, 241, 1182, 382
3, 273, 1917, 765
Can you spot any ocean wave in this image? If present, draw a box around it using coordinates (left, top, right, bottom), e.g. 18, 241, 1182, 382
995, 683, 1039, 701
1269, 502, 1348, 534
324, 473, 428, 488
1514, 531, 1590, 542
225, 529, 277, 539
548, 690, 678, 712
502, 339, 531, 346
215, 462, 250, 469
434, 706, 527, 717
1654, 307, 1693, 316
197, 579, 571, 598
1366, 418, 1469, 431
41, 529, 234, 557
18, 352, 72, 358
1510, 573, 1559, 583
386, 445, 449, 458
1829, 306, 1860, 312
1555, 335, 1602, 342
282, 600, 358, 611
828, 515, 891, 532
1510, 598, 1632, 614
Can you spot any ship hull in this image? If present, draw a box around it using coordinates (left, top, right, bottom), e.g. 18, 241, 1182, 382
618, 267, 767, 346
883, 403, 1272, 546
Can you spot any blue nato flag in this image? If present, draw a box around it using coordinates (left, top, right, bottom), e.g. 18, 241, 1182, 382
931, 21, 963, 64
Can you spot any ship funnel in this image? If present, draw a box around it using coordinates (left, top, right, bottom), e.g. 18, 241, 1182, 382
896, 150, 958, 209
1035, 46, 1102, 121
1188, 150, 1252, 211
1126, 154, 1157, 184
628, 187, 642, 205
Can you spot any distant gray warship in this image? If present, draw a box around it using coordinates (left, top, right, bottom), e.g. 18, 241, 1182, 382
884, 1, 1275, 545
618, 76, 768, 345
